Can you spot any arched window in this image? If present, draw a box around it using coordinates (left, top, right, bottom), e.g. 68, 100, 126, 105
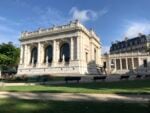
44, 45, 53, 63
60, 43, 70, 62
30, 47, 38, 65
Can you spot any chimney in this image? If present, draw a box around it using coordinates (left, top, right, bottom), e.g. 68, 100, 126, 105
124, 37, 128, 41
138, 33, 143, 37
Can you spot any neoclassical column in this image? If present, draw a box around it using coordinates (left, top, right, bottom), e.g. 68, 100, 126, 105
131, 57, 134, 69
77, 36, 80, 60
120, 58, 122, 70
52, 40, 57, 65
97, 47, 100, 64
24, 44, 28, 67
37, 42, 41, 67
24, 44, 27, 66
126, 57, 128, 70
70, 37, 74, 60
54, 40, 60, 62
138, 57, 142, 67
27, 45, 31, 66
108, 59, 112, 72
20, 45, 24, 65
80, 36, 84, 61
40, 43, 44, 65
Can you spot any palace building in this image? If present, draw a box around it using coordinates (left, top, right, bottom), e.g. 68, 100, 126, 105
17, 20, 150, 76
17, 20, 102, 76
102, 34, 150, 75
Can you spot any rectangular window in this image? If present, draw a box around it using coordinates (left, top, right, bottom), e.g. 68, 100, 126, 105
111, 59, 115, 69
143, 59, 147, 68
134, 58, 139, 68
116, 59, 121, 70
122, 59, 126, 69
127, 58, 133, 70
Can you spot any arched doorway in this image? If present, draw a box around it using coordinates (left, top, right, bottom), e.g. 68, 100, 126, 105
44, 45, 53, 63
60, 43, 70, 62
30, 47, 38, 65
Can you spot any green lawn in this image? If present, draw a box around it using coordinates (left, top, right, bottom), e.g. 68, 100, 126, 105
0, 79, 150, 94
0, 98, 149, 113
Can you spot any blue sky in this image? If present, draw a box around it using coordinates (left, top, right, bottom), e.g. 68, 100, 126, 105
0, 0, 150, 52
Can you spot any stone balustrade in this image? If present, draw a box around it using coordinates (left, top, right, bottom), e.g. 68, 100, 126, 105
20, 20, 100, 43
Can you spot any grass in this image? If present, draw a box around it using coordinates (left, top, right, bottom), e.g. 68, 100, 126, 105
0, 79, 150, 94
0, 98, 149, 113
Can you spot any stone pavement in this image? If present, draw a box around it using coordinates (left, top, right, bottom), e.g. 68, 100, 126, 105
0, 92, 149, 103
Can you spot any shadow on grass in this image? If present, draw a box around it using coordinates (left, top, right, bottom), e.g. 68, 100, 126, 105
0, 98, 149, 113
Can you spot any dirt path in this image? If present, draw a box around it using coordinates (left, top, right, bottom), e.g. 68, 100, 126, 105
0, 92, 149, 103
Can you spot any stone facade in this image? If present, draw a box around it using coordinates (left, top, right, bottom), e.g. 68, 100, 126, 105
17, 20, 102, 76
102, 34, 150, 75
102, 52, 150, 75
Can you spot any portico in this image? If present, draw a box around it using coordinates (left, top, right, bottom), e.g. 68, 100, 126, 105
17, 20, 102, 76
102, 52, 150, 74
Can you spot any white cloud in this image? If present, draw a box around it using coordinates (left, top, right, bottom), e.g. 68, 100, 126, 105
70, 7, 98, 23
35, 8, 69, 27
99, 8, 108, 16
124, 21, 150, 38
69, 7, 108, 23
0, 3, 109, 44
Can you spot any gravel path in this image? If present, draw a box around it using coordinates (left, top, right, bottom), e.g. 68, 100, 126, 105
0, 92, 149, 103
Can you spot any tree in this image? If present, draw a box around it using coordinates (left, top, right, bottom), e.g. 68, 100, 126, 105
0, 42, 20, 72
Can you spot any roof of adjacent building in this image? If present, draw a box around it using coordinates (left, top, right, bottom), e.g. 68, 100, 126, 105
110, 34, 150, 53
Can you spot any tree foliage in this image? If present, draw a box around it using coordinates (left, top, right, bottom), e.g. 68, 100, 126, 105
0, 42, 20, 71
